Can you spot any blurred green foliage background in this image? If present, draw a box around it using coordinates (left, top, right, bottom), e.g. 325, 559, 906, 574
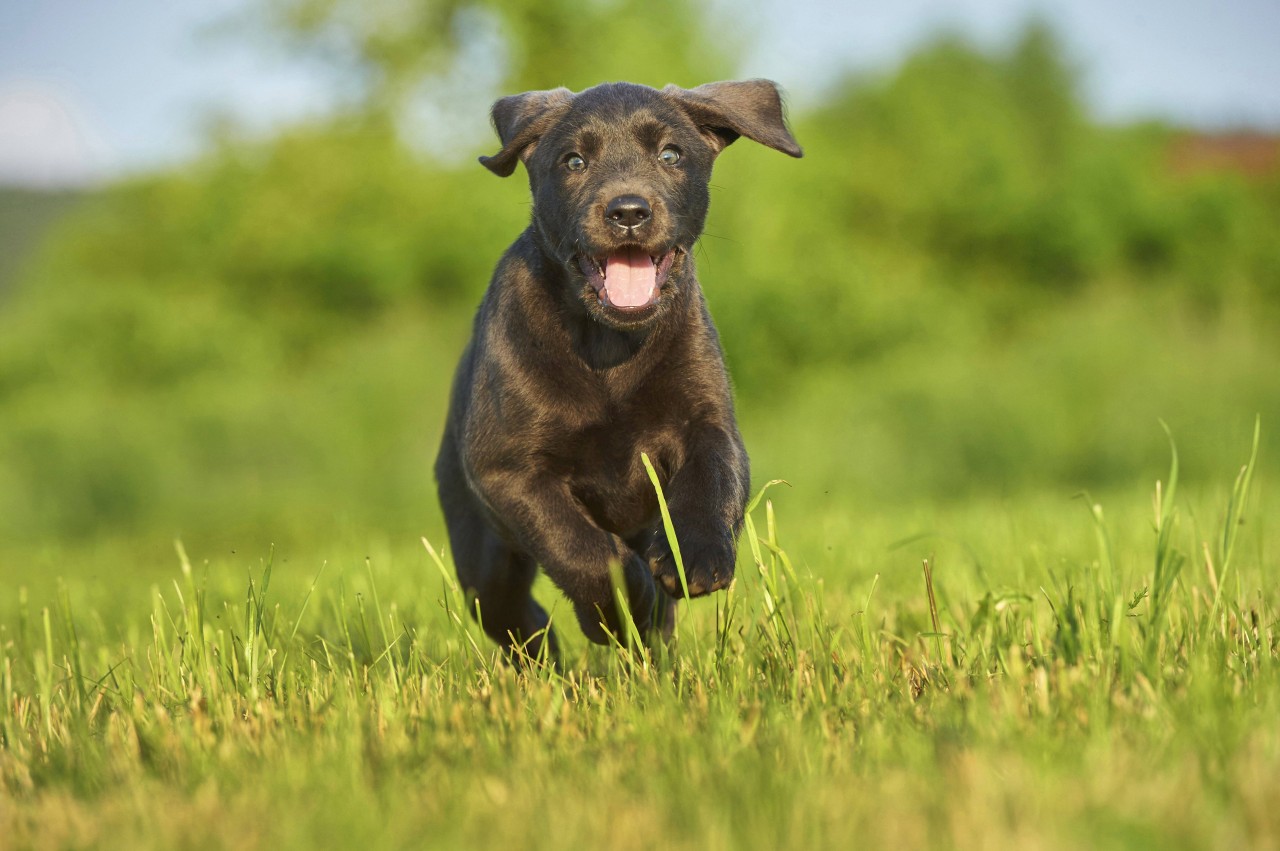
1, 1, 1277, 571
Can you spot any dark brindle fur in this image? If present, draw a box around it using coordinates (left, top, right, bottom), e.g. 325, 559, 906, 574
435, 79, 802, 656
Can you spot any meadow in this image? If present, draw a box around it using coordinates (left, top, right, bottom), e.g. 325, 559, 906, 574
1, 430, 1275, 850
2, 6, 1279, 848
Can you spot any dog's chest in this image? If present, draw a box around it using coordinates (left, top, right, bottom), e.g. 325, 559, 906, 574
553, 401, 688, 536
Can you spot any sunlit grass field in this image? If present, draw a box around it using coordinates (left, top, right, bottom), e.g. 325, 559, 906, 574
2, 424, 1274, 850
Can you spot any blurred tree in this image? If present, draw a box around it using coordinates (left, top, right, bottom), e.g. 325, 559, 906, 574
257, 0, 732, 112
3, 16, 1279, 546
1005, 19, 1084, 171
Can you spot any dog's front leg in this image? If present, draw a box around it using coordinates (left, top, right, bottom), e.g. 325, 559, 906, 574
649, 422, 750, 598
473, 470, 659, 646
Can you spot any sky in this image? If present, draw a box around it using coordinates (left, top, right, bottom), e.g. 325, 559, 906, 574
2, 0, 1280, 187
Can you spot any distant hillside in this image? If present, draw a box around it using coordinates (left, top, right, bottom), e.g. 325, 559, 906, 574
0, 187, 87, 297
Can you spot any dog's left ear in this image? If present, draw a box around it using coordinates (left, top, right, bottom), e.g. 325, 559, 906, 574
479, 87, 575, 177
664, 79, 803, 158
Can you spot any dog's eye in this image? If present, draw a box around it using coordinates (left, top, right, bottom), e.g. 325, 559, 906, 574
564, 154, 586, 172
659, 146, 682, 166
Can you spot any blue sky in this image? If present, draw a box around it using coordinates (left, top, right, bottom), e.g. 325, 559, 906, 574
2, 0, 1279, 186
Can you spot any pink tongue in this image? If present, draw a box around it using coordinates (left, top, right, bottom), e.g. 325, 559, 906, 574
604, 248, 656, 308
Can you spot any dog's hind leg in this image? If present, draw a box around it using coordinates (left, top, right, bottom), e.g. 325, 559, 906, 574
436, 442, 558, 664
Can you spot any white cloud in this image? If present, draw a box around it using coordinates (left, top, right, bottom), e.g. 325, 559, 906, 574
0, 80, 113, 187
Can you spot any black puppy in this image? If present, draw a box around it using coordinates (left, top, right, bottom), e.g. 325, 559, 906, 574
435, 80, 802, 656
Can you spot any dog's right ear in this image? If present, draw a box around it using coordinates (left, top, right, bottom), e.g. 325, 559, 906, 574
479, 88, 575, 177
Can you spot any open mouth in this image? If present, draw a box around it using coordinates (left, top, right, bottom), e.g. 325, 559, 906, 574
577, 247, 680, 312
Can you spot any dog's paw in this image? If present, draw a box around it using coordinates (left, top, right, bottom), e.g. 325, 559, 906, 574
573, 557, 658, 646
573, 599, 617, 646
648, 533, 736, 598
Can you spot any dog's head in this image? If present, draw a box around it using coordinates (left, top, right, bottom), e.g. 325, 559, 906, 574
481, 80, 803, 330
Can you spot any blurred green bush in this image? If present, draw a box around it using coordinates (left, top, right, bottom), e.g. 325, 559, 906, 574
1, 6, 1277, 552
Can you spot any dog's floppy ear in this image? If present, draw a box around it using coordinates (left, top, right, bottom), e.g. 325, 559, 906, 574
479, 88, 575, 177
664, 79, 803, 158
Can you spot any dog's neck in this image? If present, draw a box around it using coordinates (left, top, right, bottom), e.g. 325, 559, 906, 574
572, 318, 651, 371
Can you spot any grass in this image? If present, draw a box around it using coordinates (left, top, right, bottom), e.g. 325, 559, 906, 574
1, 428, 1277, 851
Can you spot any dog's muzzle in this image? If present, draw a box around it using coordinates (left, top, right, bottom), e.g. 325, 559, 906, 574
577, 248, 679, 310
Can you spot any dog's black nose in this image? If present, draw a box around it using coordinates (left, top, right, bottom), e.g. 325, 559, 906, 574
605, 195, 652, 230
